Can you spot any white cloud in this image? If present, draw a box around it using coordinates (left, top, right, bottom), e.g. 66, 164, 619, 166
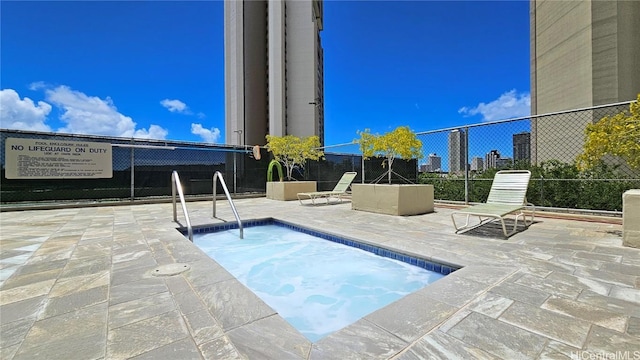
45, 85, 168, 139
458, 90, 531, 122
0, 88, 52, 132
191, 123, 221, 143
160, 99, 190, 113
28, 81, 47, 91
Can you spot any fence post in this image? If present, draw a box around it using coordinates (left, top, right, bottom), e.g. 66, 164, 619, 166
540, 175, 544, 205
464, 126, 469, 204
130, 143, 135, 201
361, 156, 365, 184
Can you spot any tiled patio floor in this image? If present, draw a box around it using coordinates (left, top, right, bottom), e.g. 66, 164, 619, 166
1, 198, 639, 359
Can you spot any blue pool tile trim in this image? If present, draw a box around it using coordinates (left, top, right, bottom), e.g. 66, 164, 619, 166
186, 218, 460, 276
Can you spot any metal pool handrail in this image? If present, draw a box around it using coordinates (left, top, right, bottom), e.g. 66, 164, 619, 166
171, 171, 193, 241
213, 171, 243, 239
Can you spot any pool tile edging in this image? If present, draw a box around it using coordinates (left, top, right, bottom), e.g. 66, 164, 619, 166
186, 218, 460, 276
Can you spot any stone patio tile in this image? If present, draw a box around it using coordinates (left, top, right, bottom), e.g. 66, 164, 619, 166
195, 278, 276, 331
310, 319, 407, 360
573, 251, 622, 263
417, 273, 489, 308
466, 292, 514, 318
0, 343, 20, 360
112, 251, 157, 272
108, 291, 176, 329
628, 317, 640, 336
609, 286, 640, 304
13, 302, 107, 360
593, 245, 640, 258
183, 259, 234, 288
583, 325, 640, 354
42, 285, 108, 319
545, 271, 612, 296
130, 338, 201, 360
227, 315, 310, 359
59, 256, 111, 279
0, 316, 35, 349
499, 301, 591, 348
199, 335, 244, 360
514, 273, 583, 299
537, 340, 580, 360
173, 287, 208, 315
10, 258, 67, 278
108, 277, 168, 306
446, 265, 517, 286
397, 330, 499, 360
0, 295, 45, 324
183, 309, 225, 346
69, 240, 112, 260
0, 267, 61, 291
599, 262, 640, 277
573, 268, 638, 287
49, 270, 109, 298
107, 310, 189, 359
541, 296, 628, 332
110, 263, 157, 287
549, 255, 603, 270
446, 311, 547, 359
364, 291, 456, 342
488, 280, 550, 306
164, 274, 193, 295
0, 278, 56, 305
578, 290, 640, 317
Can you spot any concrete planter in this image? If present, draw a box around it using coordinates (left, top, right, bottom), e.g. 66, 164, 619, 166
351, 184, 434, 216
266, 181, 316, 201
623, 189, 640, 248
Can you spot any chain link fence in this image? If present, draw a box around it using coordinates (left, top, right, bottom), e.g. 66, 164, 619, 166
2, 100, 637, 212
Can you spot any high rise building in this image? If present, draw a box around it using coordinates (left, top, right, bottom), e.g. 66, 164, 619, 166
513, 132, 531, 163
470, 157, 484, 172
448, 130, 467, 174
530, 0, 640, 163
225, 0, 325, 146
485, 150, 500, 171
427, 153, 442, 173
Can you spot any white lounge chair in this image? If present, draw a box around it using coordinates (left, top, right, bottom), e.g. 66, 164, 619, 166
451, 170, 535, 238
297, 172, 357, 205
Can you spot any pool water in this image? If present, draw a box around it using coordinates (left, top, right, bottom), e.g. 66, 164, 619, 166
193, 224, 445, 342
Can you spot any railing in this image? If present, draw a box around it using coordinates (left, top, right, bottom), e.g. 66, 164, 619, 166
213, 171, 243, 239
171, 171, 193, 241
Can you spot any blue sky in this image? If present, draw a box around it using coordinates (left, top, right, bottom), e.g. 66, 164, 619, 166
1, 0, 530, 155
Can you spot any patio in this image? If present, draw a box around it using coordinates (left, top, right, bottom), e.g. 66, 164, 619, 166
1, 197, 639, 359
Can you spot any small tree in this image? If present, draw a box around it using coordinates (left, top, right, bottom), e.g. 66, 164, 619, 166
577, 93, 640, 171
265, 135, 324, 181
356, 126, 423, 184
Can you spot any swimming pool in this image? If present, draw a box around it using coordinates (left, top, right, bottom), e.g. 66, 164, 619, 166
191, 220, 454, 342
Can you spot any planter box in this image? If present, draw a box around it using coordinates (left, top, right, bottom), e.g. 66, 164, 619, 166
266, 181, 316, 201
352, 184, 434, 216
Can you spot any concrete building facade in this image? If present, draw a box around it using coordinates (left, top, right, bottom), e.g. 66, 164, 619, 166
448, 130, 467, 174
530, 0, 640, 164
225, 0, 325, 146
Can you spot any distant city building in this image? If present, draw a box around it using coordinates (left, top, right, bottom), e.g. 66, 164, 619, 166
448, 130, 467, 174
485, 150, 500, 171
496, 157, 513, 169
530, 0, 640, 164
427, 153, 441, 173
225, 0, 325, 146
470, 157, 484, 172
513, 132, 531, 163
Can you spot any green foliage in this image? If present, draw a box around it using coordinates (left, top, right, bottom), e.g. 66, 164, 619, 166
265, 135, 324, 181
577, 94, 640, 171
355, 126, 422, 184
418, 159, 638, 211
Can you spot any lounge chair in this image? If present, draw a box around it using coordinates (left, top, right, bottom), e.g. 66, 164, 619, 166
451, 170, 535, 238
297, 172, 358, 205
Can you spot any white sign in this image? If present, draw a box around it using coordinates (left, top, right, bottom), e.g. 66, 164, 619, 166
4, 138, 113, 179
